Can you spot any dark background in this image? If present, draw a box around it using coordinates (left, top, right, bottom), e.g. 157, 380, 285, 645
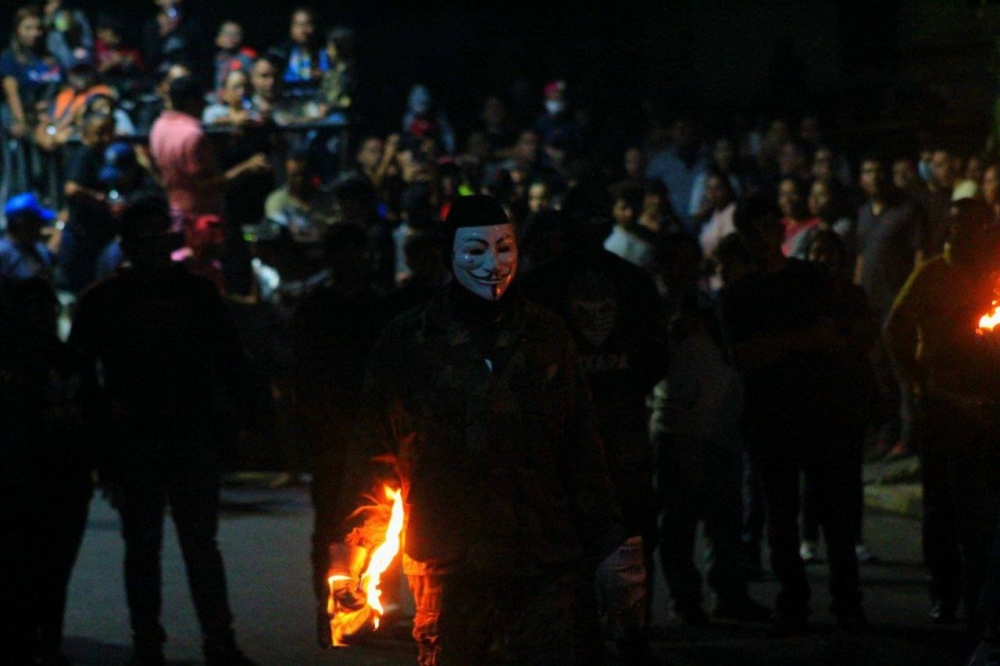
4, 1, 999, 159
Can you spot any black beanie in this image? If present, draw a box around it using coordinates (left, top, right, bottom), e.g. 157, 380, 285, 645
444, 194, 509, 249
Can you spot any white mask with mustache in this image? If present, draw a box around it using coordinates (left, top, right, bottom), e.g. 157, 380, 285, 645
452, 224, 518, 301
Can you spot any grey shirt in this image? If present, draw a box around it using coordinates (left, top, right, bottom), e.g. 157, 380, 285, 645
856, 195, 927, 320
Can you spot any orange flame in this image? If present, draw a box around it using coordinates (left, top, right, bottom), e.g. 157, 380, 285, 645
328, 486, 404, 646
980, 305, 1000, 334
977, 275, 1000, 335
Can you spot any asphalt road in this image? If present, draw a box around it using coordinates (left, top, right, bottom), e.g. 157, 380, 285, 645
60, 478, 978, 665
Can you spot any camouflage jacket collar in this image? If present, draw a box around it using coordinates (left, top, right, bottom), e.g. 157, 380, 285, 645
421, 286, 542, 348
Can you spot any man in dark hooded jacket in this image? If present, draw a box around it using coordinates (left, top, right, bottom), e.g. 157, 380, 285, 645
320, 195, 641, 664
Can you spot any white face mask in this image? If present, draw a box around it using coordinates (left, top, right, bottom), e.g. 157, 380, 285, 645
545, 99, 565, 116
452, 224, 518, 301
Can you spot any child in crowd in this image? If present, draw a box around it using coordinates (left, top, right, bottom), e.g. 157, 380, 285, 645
402, 83, 456, 155
87, 141, 159, 282
43, 0, 94, 71
527, 180, 552, 213
172, 213, 227, 293
84, 92, 136, 137
93, 16, 144, 82
0, 193, 58, 282
34, 54, 113, 152
268, 7, 327, 87
604, 182, 659, 272
59, 111, 117, 293
319, 26, 355, 114
203, 69, 252, 126
213, 20, 256, 101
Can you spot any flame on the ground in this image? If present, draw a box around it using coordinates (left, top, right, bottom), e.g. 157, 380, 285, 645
979, 304, 1000, 334
328, 486, 404, 647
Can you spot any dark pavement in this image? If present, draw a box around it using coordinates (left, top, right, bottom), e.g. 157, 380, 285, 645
60, 474, 977, 665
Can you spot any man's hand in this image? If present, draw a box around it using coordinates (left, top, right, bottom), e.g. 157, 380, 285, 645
134, 145, 152, 169
99, 51, 123, 73
243, 153, 271, 173
227, 153, 271, 183
329, 575, 366, 612
319, 543, 370, 648
328, 541, 369, 612
384, 133, 401, 156
232, 110, 264, 130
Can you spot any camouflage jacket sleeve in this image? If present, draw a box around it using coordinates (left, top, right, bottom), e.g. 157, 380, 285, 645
334, 323, 404, 551
559, 333, 629, 562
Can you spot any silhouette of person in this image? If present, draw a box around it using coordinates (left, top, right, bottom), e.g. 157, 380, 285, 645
70, 196, 257, 666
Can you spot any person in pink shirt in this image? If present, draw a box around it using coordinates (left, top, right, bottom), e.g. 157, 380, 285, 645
149, 75, 268, 232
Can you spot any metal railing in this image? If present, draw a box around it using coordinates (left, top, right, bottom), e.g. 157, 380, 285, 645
0, 124, 8, 230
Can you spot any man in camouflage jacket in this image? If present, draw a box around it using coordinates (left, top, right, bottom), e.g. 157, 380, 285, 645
322, 195, 638, 664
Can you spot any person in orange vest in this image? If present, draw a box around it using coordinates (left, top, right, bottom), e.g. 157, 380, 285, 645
34, 53, 112, 152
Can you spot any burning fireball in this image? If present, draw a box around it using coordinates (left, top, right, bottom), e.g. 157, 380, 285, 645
328, 485, 404, 646
980, 304, 1000, 334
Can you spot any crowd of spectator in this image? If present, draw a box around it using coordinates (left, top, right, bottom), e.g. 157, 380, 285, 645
5, 1, 1000, 665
